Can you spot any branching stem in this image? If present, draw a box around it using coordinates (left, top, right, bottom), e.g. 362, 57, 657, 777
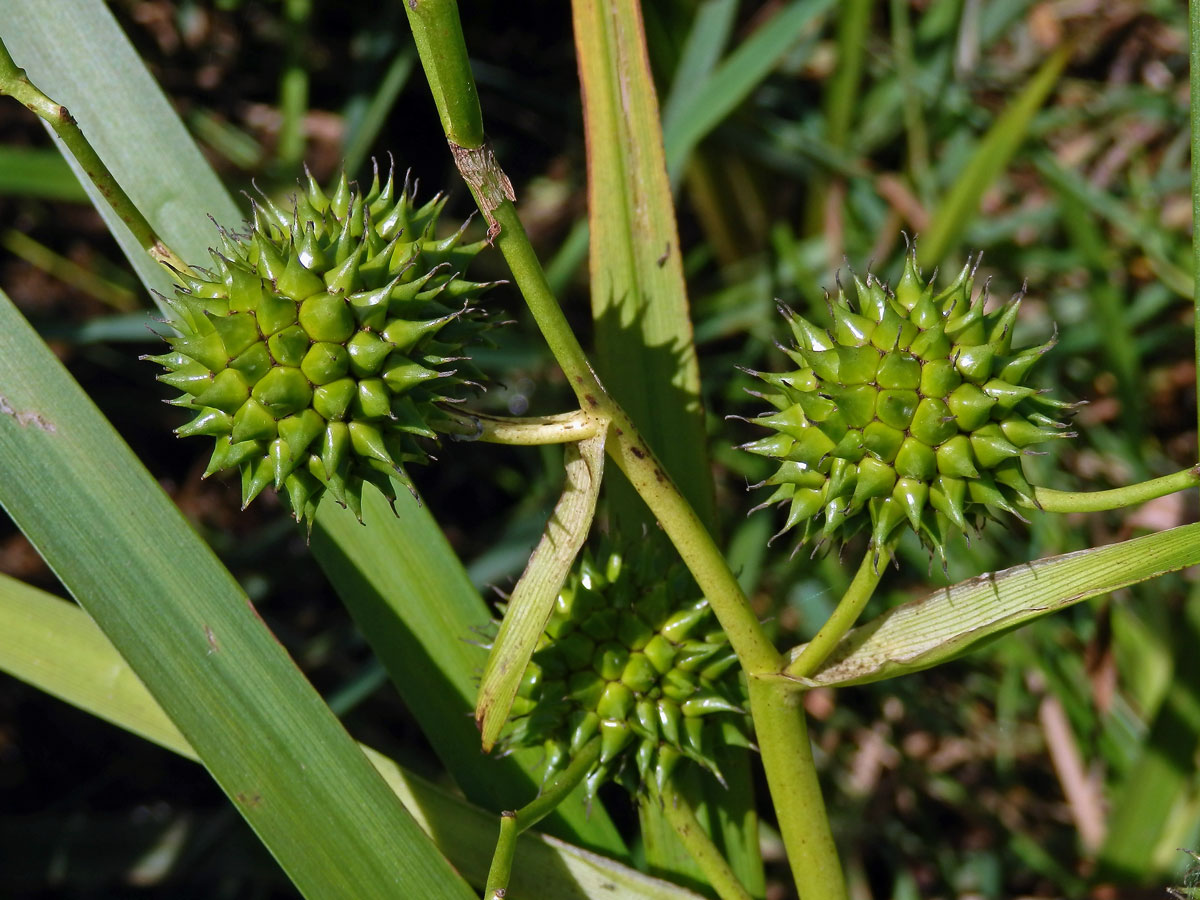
0, 36, 187, 274
786, 544, 892, 680
1027, 466, 1200, 514
437, 407, 605, 445
482, 737, 601, 899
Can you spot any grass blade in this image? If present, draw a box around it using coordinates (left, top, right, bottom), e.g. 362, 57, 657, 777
0, 146, 88, 201
0, 287, 473, 899
0, 574, 702, 900
572, 1, 761, 891
662, 0, 837, 185
786, 523, 1200, 688
918, 44, 1070, 267
477, 433, 605, 750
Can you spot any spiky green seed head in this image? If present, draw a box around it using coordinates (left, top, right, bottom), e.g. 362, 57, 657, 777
742, 252, 1074, 561
147, 162, 496, 525
503, 543, 749, 798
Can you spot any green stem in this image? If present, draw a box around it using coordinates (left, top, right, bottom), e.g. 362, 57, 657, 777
276, 0, 312, 171
658, 781, 753, 900
747, 678, 846, 900
786, 545, 891, 680
404, 9, 779, 679
403, 7, 843, 897
1026, 466, 1200, 514
1192, 0, 1200, 449
889, 0, 931, 202
436, 407, 604, 445
482, 737, 602, 899
0, 36, 187, 274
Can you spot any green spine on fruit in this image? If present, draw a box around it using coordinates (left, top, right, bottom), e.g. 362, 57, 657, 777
147, 161, 496, 524
742, 251, 1075, 561
503, 542, 750, 798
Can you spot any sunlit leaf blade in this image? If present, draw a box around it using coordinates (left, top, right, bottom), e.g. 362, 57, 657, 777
787, 523, 1200, 688
0, 574, 701, 900
572, 1, 760, 891
477, 433, 605, 750
4, 0, 618, 853
0, 289, 473, 899
573, 0, 713, 533
918, 44, 1070, 267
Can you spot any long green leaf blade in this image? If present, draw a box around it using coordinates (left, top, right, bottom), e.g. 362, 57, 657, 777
662, 0, 837, 184
787, 523, 1200, 688
573, 0, 713, 532
0, 288, 473, 899
0, 574, 702, 900
572, 2, 761, 891
918, 44, 1070, 267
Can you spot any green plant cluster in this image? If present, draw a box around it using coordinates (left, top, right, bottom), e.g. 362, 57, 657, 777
148, 163, 494, 523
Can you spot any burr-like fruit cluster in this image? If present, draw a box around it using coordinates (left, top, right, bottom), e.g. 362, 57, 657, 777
148, 163, 494, 524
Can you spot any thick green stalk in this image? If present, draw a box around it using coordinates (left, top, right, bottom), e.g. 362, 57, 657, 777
658, 783, 754, 900
1027, 466, 1200, 514
483, 738, 602, 899
401, 8, 851, 897
0, 36, 186, 273
787, 546, 891, 680
747, 678, 846, 900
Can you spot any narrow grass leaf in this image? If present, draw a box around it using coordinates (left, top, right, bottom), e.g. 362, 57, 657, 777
787, 523, 1200, 688
0, 289, 473, 899
0, 146, 88, 202
662, 0, 837, 184
1098, 589, 1200, 880
0, 575, 701, 900
918, 44, 1070, 267
477, 432, 606, 750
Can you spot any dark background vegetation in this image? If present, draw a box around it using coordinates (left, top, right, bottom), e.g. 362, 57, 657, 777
2, 1, 1199, 897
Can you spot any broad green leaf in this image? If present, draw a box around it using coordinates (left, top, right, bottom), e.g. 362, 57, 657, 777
918, 44, 1070, 268
3, 0, 617, 851
0, 574, 704, 900
783, 523, 1200, 688
573, 0, 713, 533
476, 432, 606, 750
0, 288, 473, 899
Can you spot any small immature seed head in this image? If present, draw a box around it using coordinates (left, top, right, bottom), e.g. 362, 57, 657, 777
503, 540, 749, 798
